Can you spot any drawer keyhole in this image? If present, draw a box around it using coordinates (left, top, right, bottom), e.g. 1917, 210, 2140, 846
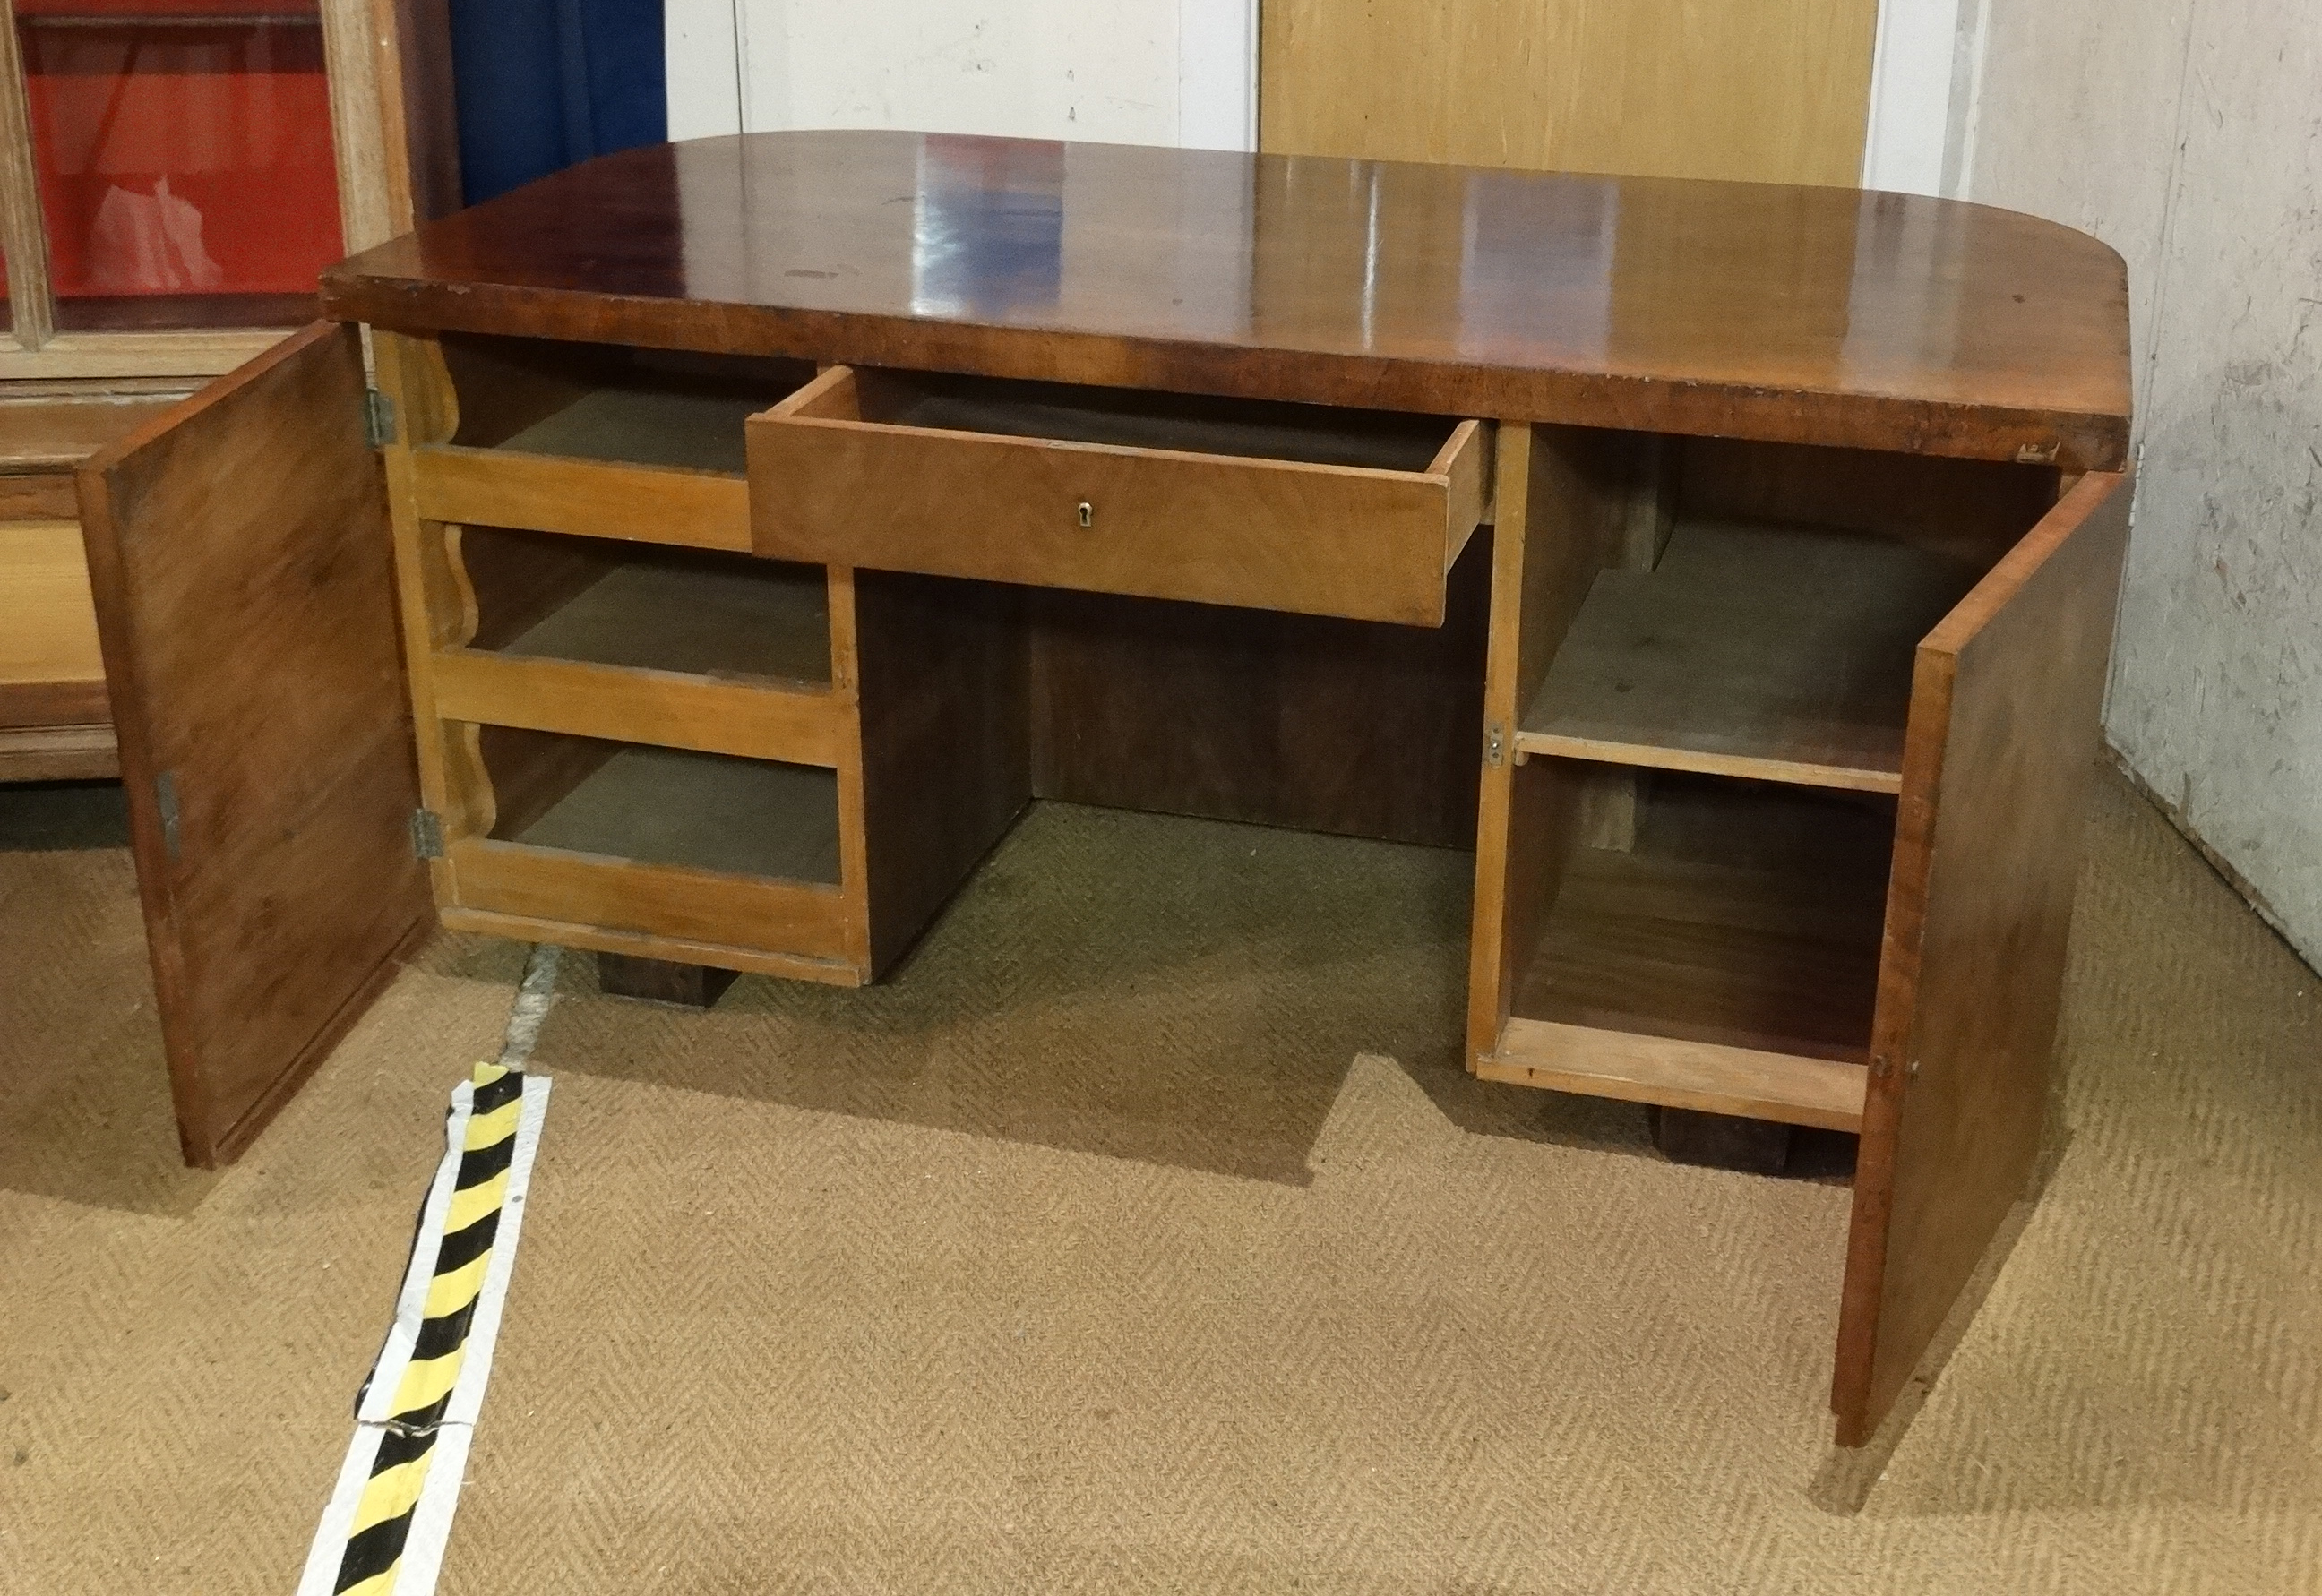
1077, 501, 1094, 528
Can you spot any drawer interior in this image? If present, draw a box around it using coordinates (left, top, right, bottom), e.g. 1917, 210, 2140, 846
802, 366, 1465, 473
459, 525, 829, 685
441, 334, 817, 476
477, 726, 841, 885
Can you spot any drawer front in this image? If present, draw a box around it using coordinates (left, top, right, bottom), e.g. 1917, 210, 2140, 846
749, 369, 1489, 625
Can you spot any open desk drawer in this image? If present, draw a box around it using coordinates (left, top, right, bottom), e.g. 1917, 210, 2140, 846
749, 367, 1491, 625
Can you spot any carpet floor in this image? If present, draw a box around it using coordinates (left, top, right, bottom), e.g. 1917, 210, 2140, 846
0, 768, 2316, 1593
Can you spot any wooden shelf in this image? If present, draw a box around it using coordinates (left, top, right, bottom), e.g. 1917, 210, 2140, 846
494, 742, 842, 885
1517, 519, 1981, 793
1483, 776, 1892, 1131
496, 385, 768, 476
434, 546, 843, 765
495, 553, 830, 686
1482, 1018, 1868, 1132
0, 520, 107, 715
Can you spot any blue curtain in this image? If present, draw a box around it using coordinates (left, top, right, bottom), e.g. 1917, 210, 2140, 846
449, 0, 667, 205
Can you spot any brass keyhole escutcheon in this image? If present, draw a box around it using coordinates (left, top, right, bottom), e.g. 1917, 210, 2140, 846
1077, 501, 1094, 528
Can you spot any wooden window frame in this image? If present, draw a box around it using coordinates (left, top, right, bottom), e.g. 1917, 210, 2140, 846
0, 0, 417, 382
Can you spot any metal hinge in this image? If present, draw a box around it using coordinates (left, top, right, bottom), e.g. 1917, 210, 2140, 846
155, 771, 181, 862
409, 808, 444, 860
363, 388, 398, 450
1484, 720, 1506, 768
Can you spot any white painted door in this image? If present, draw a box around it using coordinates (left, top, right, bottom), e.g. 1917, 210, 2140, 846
666, 0, 1255, 150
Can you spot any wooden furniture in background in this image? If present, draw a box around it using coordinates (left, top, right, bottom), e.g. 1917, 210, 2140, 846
80, 132, 2133, 1449
0, 0, 454, 781
1260, 0, 1880, 184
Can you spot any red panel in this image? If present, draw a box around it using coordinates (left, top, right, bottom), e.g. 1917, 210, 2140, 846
18, 5, 340, 327
16, 0, 318, 20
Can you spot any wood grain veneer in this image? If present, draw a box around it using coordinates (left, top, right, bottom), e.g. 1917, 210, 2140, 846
76, 323, 431, 1167
1833, 469, 2133, 1445
322, 133, 2133, 472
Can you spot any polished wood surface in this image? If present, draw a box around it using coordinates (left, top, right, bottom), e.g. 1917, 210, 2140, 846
323, 132, 2133, 471
1262, 0, 1877, 187
77, 323, 431, 1167
1833, 470, 2132, 1446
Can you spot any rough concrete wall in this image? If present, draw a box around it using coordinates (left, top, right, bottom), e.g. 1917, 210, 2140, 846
1968, 0, 2322, 965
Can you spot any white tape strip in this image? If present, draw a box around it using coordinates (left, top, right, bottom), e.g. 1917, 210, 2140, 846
293, 1421, 385, 1595
389, 1416, 475, 1596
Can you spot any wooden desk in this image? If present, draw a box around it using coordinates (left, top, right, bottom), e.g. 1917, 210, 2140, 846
76, 132, 2133, 1447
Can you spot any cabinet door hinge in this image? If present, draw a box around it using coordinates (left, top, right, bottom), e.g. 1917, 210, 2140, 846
1484, 720, 1506, 768
363, 388, 398, 450
154, 771, 181, 862
409, 808, 444, 860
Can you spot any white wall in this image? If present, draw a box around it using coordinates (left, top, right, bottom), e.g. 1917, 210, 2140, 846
1963, 0, 2322, 965
666, 0, 1255, 150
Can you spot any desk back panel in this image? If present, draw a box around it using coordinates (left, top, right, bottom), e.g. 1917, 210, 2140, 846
1026, 532, 1492, 849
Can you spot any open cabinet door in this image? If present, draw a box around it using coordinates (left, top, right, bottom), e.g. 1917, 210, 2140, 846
1832, 470, 2132, 1445
80, 322, 432, 1168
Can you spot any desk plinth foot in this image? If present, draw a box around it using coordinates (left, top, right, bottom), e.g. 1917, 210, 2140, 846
1650, 1105, 1793, 1175
597, 951, 741, 1008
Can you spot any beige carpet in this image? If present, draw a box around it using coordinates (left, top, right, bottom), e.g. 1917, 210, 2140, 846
0, 769, 2316, 1593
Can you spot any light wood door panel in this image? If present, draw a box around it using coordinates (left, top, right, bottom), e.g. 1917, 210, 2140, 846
79, 322, 432, 1167
1261, 0, 1879, 186
1833, 470, 2133, 1445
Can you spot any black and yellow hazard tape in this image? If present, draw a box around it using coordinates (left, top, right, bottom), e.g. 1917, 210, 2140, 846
361, 1060, 527, 1432
297, 1051, 553, 1596
330, 1426, 442, 1596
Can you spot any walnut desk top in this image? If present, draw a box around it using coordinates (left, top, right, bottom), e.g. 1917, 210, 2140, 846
322, 129, 2132, 471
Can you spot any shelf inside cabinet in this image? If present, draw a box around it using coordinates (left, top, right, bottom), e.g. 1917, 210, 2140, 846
443, 339, 818, 478
487, 737, 842, 886
494, 387, 769, 476
1483, 772, 1891, 1131
462, 528, 830, 687
1516, 519, 1982, 793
